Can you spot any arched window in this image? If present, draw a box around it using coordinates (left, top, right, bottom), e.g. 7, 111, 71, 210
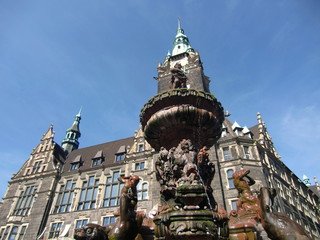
137, 182, 148, 200
227, 169, 235, 189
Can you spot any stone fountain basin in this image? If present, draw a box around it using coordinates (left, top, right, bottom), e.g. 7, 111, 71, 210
140, 89, 224, 150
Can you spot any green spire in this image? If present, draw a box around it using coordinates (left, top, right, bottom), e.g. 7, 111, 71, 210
171, 18, 194, 56
61, 108, 82, 155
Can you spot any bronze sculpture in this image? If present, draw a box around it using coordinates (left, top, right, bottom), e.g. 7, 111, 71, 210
74, 175, 144, 240
259, 187, 310, 240
170, 62, 187, 89
74, 223, 108, 240
228, 169, 261, 240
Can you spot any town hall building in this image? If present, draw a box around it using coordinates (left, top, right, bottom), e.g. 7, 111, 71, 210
0, 23, 319, 240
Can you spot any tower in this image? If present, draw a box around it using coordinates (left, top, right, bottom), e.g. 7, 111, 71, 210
156, 19, 210, 93
140, 19, 225, 239
61, 109, 82, 155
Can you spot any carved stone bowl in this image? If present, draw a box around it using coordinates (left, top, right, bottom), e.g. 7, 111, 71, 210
140, 89, 224, 150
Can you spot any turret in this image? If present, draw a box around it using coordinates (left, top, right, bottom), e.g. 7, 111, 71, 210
156, 19, 210, 93
61, 109, 82, 155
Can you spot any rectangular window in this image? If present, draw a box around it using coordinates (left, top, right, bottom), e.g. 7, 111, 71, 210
103, 171, 123, 207
92, 158, 103, 166
135, 162, 145, 171
223, 147, 231, 161
137, 144, 144, 152
77, 176, 99, 211
70, 162, 80, 170
31, 161, 42, 174
2, 226, 10, 240
243, 146, 251, 159
227, 169, 235, 189
102, 216, 116, 226
137, 182, 148, 200
49, 222, 63, 239
231, 200, 238, 210
75, 219, 89, 229
0, 228, 5, 240
8, 226, 18, 240
115, 153, 125, 162
13, 186, 37, 216
53, 180, 76, 213
17, 226, 27, 240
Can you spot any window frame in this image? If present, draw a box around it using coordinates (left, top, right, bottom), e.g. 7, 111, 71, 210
48, 222, 63, 239
137, 182, 148, 200
53, 180, 76, 214
115, 153, 125, 162
31, 161, 42, 174
102, 216, 116, 226
243, 146, 251, 159
103, 171, 123, 208
135, 162, 145, 171
226, 169, 235, 189
223, 147, 231, 161
77, 176, 99, 211
12, 186, 37, 216
75, 219, 89, 229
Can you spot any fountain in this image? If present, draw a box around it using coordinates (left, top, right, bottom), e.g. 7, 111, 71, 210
73, 21, 311, 240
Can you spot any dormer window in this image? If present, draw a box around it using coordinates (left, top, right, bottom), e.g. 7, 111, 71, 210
92, 150, 104, 167
115, 153, 125, 162
70, 155, 82, 170
115, 146, 126, 162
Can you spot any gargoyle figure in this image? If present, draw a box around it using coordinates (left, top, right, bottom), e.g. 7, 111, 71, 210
259, 187, 310, 240
107, 175, 143, 240
170, 62, 187, 89
74, 223, 108, 240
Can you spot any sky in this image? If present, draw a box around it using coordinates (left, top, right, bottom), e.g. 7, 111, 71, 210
0, 0, 319, 199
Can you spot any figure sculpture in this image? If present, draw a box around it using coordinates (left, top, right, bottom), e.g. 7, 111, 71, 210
259, 187, 310, 240
228, 169, 261, 240
108, 175, 142, 240
232, 169, 261, 219
74, 175, 143, 240
170, 62, 187, 89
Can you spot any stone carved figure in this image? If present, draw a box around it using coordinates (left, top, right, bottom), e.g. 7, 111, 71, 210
170, 62, 187, 89
259, 187, 310, 240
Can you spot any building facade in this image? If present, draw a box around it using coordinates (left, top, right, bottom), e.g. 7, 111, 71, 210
1, 24, 320, 240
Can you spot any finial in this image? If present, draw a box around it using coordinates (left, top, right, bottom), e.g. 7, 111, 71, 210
314, 176, 319, 186
178, 17, 181, 30
77, 106, 82, 117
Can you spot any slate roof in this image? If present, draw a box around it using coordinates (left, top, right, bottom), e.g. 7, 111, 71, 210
62, 137, 134, 174
249, 124, 259, 140
309, 185, 320, 198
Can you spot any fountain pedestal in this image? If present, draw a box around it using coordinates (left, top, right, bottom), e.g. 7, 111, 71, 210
140, 89, 226, 240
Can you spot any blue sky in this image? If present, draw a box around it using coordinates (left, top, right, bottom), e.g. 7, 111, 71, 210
0, 0, 319, 199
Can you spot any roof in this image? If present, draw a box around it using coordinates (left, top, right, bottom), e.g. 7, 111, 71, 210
309, 185, 320, 198
249, 124, 259, 140
62, 137, 134, 174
